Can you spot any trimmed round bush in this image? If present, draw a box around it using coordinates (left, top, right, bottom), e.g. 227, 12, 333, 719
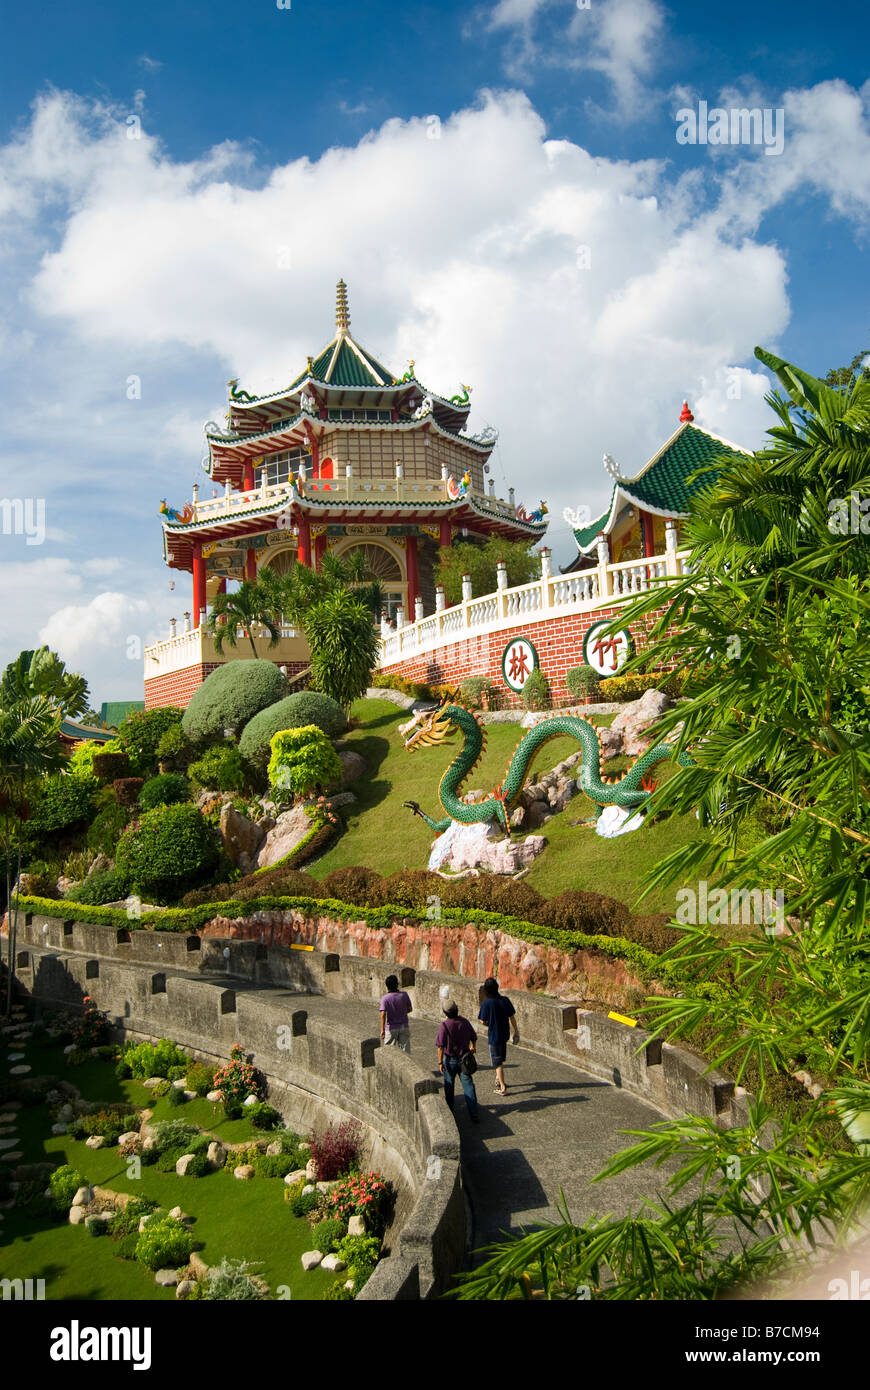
532, 889, 632, 936
86, 800, 131, 856
92, 751, 131, 784
65, 866, 131, 906
135, 1215, 194, 1270
440, 875, 544, 920
312, 1217, 346, 1254
312, 865, 387, 907
116, 707, 185, 778
49, 1164, 86, 1211
31, 773, 97, 835
115, 803, 219, 901
267, 725, 342, 801
239, 692, 346, 778
182, 661, 290, 745
139, 773, 191, 810
187, 744, 246, 792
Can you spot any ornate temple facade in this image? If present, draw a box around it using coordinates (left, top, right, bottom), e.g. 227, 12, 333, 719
144, 282, 548, 708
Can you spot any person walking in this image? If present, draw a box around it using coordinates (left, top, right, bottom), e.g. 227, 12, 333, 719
379, 973, 413, 1053
436, 1001, 480, 1123
478, 977, 519, 1095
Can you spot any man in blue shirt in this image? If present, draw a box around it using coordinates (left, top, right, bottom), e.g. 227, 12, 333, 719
478, 977, 519, 1095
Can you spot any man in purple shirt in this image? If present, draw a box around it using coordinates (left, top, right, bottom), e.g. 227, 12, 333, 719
435, 1002, 480, 1123
379, 974, 413, 1053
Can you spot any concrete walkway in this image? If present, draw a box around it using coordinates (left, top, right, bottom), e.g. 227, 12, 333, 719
285, 991, 679, 1255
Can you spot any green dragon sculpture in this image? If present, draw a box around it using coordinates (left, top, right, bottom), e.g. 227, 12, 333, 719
401, 699, 691, 834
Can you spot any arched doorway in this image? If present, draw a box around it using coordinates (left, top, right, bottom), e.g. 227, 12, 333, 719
331, 538, 407, 623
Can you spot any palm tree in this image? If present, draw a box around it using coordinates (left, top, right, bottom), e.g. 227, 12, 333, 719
277, 548, 383, 627
0, 695, 65, 1017
0, 647, 90, 720
204, 578, 283, 658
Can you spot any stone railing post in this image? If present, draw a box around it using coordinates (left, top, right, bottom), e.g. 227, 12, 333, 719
496, 560, 508, 619
414, 596, 424, 622
191, 483, 199, 519
665, 518, 680, 575
169, 618, 176, 638
540, 546, 552, 608
183, 612, 191, 633
461, 573, 472, 630
396, 604, 405, 630
596, 534, 612, 599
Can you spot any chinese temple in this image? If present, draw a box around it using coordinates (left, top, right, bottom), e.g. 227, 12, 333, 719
145, 281, 548, 708
563, 404, 750, 571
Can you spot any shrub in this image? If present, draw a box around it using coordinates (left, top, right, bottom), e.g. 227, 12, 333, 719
117, 1233, 140, 1259
76, 1108, 138, 1144
86, 1214, 108, 1237
202, 1257, 268, 1301
247, 1102, 281, 1131
380, 869, 444, 908
521, 669, 550, 711
65, 1046, 89, 1066
30, 772, 97, 835
111, 1197, 158, 1239
326, 1172, 393, 1233
213, 1044, 264, 1107
597, 671, 684, 701
240, 691, 346, 778
116, 707, 185, 777
182, 1153, 211, 1178
166, 1084, 186, 1108
318, 865, 388, 908
187, 744, 246, 793
288, 1189, 319, 1218
186, 1062, 216, 1097
312, 1217, 346, 1254
337, 1233, 381, 1290
86, 800, 131, 857
139, 773, 191, 810
182, 661, 290, 746
458, 676, 493, 707
440, 876, 544, 920
308, 1119, 363, 1181
68, 740, 115, 778
566, 664, 600, 701
66, 866, 131, 905
92, 751, 131, 784
533, 889, 632, 936
155, 722, 193, 770
122, 1038, 189, 1080
621, 913, 684, 954
151, 1078, 172, 1098
115, 803, 219, 900
135, 1215, 194, 1271
149, 1120, 200, 1154
113, 777, 145, 808
324, 1279, 354, 1301
49, 1164, 86, 1211
267, 725, 342, 803
72, 995, 110, 1047
63, 847, 98, 880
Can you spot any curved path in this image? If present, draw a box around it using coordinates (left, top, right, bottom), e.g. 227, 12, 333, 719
280, 990, 678, 1255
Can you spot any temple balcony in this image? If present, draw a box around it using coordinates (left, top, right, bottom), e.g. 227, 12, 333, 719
378, 547, 692, 666
144, 622, 310, 679
187, 473, 518, 523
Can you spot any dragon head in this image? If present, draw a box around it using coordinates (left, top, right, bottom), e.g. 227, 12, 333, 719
400, 695, 458, 752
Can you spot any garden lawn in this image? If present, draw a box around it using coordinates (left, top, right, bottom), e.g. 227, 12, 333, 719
0, 1038, 335, 1300
311, 698, 709, 913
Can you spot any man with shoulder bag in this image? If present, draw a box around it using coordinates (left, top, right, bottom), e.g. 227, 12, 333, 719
435, 1001, 480, 1123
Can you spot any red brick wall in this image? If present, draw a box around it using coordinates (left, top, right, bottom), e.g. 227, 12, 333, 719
144, 660, 310, 710
380, 607, 676, 707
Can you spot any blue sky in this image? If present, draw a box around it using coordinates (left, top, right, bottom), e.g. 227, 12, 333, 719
0, 0, 868, 699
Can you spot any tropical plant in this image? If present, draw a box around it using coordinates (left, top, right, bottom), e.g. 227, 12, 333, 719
304, 589, 380, 712
0, 647, 90, 721
204, 576, 284, 659
434, 536, 541, 606
115, 803, 219, 901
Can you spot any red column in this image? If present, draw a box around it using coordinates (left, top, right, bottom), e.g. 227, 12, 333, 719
243, 462, 255, 491
405, 534, 419, 616
246, 549, 257, 583
439, 518, 452, 548
297, 516, 311, 567
641, 511, 655, 558
192, 542, 206, 626
314, 533, 327, 569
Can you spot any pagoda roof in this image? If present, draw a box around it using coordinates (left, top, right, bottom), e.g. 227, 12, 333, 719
570, 415, 751, 556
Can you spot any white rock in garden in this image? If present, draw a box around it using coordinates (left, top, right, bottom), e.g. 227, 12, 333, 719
301, 1250, 323, 1271
233, 1164, 255, 1180
296, 1140, 310, 1152
0, 1139, 19, 1151
7, 1053, 24, 1061
85, 1135, 105, 1149
315, 1180, 340, 1193
265, 1141, 282, 1157
255, 804, 313, 870
143, 1077, 163, 1089
58, 1104, 74, 1122
610, 688, 673, 757
50, 1123, 68, 1135
176, 1280, 196, 1300
206, 1142, 226, 1170
68, 1206, 86, 1225
171, 1078, 187, 1089
138, 1215, 153, 1233
206, 1090, 222, 1103
182, 1091, 196, 1102
347, 1215, 366, 1237
305, 1158, 318, 1180
595, 805, 646, 838
155, 1269, 179, 1286
9, 1066, 31, 1075
0, 1152, 23, 1163
72, 1186, 93, 1207
427, 818, 547, 875
62, 1045, 76, 1055
321, 1254, 346, 1273
242, 1094, 259, 1107
283, 1169, 307, 1186
302, 1184, 315, 1195
344, 1280, 355, 1292
117, 1132, 140, 1148
175, 1154, 196, 1176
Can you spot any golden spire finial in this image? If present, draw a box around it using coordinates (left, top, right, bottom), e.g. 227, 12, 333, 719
335, 278, 350, 333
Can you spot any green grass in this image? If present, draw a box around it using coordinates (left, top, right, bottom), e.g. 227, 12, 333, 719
0, 1040, 336, 1301
311, 698, 708, 913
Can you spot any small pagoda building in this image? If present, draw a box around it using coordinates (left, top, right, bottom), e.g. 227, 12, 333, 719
146, 282, 548, 707
564, 404, 750, 573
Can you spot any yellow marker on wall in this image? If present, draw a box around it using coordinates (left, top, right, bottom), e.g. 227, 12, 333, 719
290, 943, 314, 952
608, 1011, 638, 1027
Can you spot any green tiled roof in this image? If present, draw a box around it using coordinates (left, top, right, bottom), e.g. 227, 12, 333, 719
100, 700, 144, 728
60, 719, 114, 742
572, 499, 613, 551
313, 337, 395, 388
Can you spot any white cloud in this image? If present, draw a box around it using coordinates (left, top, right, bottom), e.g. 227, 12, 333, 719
138, 55, 163, 73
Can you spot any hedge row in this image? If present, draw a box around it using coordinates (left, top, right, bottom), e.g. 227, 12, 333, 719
15, 892, 686, 987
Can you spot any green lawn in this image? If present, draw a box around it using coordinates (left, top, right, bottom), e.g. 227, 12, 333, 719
310, 698, 708, 913
0, 1039, 335, 1301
